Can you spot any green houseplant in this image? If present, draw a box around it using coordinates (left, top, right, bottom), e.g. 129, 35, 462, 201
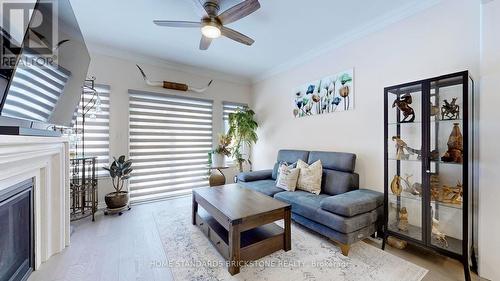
103, 155, 133, 209
227, 107, 258, 172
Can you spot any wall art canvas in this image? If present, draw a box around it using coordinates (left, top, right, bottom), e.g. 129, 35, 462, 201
293, 69, 354, 118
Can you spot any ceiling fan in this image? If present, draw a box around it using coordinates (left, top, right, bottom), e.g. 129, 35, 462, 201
153, 0, 260, 50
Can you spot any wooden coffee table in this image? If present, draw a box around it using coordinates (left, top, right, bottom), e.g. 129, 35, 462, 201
192, 184, 291, 275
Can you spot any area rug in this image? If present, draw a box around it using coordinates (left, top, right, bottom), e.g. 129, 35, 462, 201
153, 200, 428, 281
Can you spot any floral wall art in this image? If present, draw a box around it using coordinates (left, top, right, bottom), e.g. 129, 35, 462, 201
293, 69, 354, 118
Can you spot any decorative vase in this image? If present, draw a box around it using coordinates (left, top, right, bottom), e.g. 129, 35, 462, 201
211, 153, 225, 167
441, 123, 463, 163
447, 123, 463, 150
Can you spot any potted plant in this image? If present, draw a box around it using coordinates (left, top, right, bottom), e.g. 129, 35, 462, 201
227, 107, 259, 172
210, 134, 232, 167
103, 155, 133, 210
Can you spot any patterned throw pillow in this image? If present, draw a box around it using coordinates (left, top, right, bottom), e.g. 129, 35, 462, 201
276, 163, 300, 191
296, 159, 323, 195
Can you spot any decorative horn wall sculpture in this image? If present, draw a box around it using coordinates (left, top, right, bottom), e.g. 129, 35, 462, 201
136, 65, 213, 93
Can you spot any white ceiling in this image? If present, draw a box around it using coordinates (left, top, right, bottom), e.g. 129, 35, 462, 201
70, 0, 439, 82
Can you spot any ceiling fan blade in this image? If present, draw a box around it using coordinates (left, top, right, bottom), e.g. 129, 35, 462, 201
217, 0, 260, 25
190, 0, 208, 17
199, 35, 213, 50
221, 26, 254, 46
153, 20, 201, 28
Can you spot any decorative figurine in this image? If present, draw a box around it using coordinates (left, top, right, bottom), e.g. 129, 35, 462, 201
441, 181, 463, 205
392, 94, 415, 123
441, 98, 460, 120
406, 146, 439, 161
412, 182, 423, 196
430, 174, 440, 190
398, 207, 409, 232
390, 175, 403, 196
430, 174, 441, 200
430, 187, 440, 201
441, 123, 463, 163
431, 208, 448, 248
400, 174, 420, 196
430, 102, 440, 117
392, 136, 409, 160
387, 236, 408, 250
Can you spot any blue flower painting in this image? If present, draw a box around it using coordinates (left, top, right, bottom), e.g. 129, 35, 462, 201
292, 69, 354, 118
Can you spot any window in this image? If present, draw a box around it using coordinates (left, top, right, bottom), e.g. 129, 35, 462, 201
1, 53, 70, 122
222, 101, 248, 163
72, 85, 110, 177
128, 90, 213, 203
222, 101, 247, 133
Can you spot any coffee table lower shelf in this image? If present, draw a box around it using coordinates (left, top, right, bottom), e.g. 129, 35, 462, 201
195, 208, 285, 262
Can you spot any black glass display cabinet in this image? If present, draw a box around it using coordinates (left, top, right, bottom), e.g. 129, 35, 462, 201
382, 71, 475, 281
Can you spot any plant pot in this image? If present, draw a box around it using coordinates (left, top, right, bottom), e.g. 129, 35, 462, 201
211, 153, 225, 167
105, 191, 129, 209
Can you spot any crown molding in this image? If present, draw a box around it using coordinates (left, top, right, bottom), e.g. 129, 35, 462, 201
86, 42, 253, 86
252, 0, 442, 83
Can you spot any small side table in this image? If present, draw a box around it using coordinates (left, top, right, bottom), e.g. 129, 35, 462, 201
208, 166, 229, 187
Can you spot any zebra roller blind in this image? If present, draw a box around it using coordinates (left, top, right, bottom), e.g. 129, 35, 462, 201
129, 90, 213, 202
72, 85, 110, 177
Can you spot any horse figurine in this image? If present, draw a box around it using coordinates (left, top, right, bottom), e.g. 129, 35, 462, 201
392, 94, 415, 123
441, 98, 460, 120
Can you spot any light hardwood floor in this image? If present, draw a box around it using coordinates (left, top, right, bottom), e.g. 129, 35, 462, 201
29, 196, 485, 281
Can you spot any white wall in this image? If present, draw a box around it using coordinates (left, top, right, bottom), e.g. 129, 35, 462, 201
86, 52, 252, 205
251, 0, 500, 279
252, 0, 480, 189
478, 1, 500, 280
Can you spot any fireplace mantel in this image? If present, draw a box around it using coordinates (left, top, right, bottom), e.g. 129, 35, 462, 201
0, 135, 70, 269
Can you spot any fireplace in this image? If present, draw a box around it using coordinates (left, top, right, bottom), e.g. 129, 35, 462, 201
0, 179, 34, 281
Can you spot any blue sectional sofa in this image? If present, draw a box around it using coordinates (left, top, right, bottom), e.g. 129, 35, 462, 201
237, 149, 383, 256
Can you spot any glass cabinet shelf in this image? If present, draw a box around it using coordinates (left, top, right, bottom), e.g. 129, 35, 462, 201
388, 193, 463, 210
388, 119, 463, 126
387, 158, 462, 166
387, 217, 463, 255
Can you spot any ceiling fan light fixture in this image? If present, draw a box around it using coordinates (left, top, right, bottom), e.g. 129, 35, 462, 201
201, 23, 221, 39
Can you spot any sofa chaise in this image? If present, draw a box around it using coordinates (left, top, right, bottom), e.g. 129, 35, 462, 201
237, 149, 383, 256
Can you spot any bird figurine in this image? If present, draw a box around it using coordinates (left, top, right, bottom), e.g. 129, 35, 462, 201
392, 136, 409, 160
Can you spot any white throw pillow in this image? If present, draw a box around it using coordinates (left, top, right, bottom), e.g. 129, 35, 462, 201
296, 159, 322, 195
276, 163, 300, 191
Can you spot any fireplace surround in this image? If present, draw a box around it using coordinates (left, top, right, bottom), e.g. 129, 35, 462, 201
0, 136, 70, 276
0, 179, 34, 281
